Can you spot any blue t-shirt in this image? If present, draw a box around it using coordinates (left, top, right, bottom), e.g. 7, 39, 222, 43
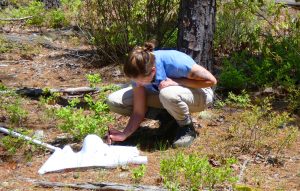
145, 50, 196, 92
133, 50, 196, 92
154, 50, 196, 81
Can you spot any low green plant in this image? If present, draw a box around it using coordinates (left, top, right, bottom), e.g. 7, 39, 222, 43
4, 98, 28, 126
219, 58, 249, 90
214, 91, 251, 109
0, 128, 32, 154
8, 1, 45, 26
160, 153, 237, 190
228, 97, 298, 154
86, 74, 102, 88
1, 128, 45, 160
0, 82, 7, 91
40, 88, 61, 105
131, 164, 146, 183
0, 0, 77, 28
154, 140, 168, 151
287, 85, 300, 114
217, 1, 299, 91
225, 90, 251, 108
84, 95, 109, 113
214, 99, 226, 109
1, 135, 24, 154
55, 94, 113, 140
47, 9, 68, 28
61, 0, 82, 22
101, 84, 121, 92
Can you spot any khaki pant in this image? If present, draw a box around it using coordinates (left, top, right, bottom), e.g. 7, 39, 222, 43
107, 85, 214, 126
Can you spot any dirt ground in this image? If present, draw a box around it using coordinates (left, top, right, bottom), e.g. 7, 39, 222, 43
0, 26, 299, 191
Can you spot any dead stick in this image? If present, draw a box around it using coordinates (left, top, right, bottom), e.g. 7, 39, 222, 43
0, 16, 33, 21
238, 159, 250, 183
0, 60, 31, 63
51, 87, 100, 94
23, 178, 167, 191
275, 1, 300, 8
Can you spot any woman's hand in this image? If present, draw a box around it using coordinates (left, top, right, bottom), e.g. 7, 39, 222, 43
159, 78, 179, 90
107, 128, 128, 143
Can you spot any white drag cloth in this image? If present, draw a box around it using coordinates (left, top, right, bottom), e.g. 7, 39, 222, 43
38, 134, 147, 174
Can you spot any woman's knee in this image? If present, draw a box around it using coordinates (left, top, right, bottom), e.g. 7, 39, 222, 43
107, 87, 133, 108
159, 87, 181, 105
106, 87, 134, 116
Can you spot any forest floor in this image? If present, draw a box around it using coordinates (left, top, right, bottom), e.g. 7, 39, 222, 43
0, 25, 299, 191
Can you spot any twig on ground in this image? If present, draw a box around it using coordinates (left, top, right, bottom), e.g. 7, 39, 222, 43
0, 16, 33, 21
0, 60, 31, 64
21, 178, 167, 191
275, 0, 300, 8
238, 159, 250, 183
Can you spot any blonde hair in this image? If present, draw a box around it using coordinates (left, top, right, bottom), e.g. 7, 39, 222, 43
124, 42, 156, 78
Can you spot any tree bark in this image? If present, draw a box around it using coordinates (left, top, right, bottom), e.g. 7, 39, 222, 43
41, 0, 60, 9
177, 0, 216, 72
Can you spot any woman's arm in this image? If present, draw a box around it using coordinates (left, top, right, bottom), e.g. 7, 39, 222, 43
159, 64, 217, 89
109, 85, 147, 142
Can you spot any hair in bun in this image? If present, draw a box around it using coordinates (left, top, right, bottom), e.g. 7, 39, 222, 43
124, 41, 156, 78
143, 41, 155, 52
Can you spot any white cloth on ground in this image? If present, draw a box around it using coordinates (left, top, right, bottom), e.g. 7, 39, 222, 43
38, 134, 147, 174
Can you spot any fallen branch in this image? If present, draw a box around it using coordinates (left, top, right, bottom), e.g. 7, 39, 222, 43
16, 87, 100, 98
16, 84, 128, 98
23, 179, 167, 191
0, 60, 31, 64
0, 16, 33, 21
52, 87, 101, 94
238, 159, 250, 183
275, 0, 300, 8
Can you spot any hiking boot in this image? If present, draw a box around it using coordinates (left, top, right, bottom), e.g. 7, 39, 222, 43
172, 124, 197, 148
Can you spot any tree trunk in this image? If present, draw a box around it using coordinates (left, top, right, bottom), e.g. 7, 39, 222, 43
42, 0, 60, 9
177, 0, 216, 72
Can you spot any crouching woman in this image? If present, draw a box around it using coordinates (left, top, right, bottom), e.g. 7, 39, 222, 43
106, 42, 217, 147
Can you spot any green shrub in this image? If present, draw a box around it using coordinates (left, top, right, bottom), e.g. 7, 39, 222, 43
225, 90, 251, 108
86, 74, 102, 88
79, 0, 179, 64
8, 1, 45, 26
1, 0, 80, 28
217, 0, 300, 90
228, 98, 298, 154
39, 90, 61, 105
55, 93, 113, 140
0, 128, 45, 159
0, 128, 33, 154
0, 82, 8, 91
47, 9, 68, 28
4, 98, 28, 126
61, 0, 82, 21
219, 59, 248, 90
215, 0, 260, 53
287, 85, 300, 114
160, 153, 237, 190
